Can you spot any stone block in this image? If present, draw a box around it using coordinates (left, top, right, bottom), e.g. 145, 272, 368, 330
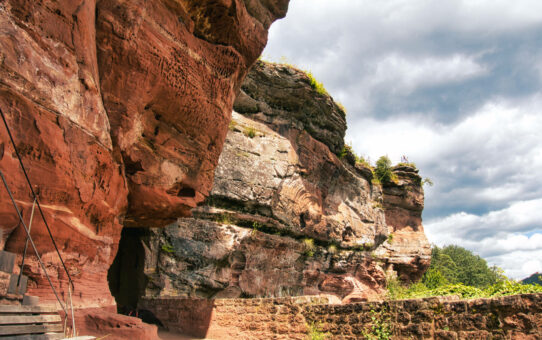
0, 271, 9, 295
0, 250, 16, 274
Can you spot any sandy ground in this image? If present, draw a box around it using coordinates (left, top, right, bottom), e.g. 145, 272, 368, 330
158, 329, 210, 340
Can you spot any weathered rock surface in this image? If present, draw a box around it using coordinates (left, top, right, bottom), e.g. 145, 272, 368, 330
0, 0, 288, 308
138, 62, 431, 304
376, 166, 431, 282
235, 61, 347, 154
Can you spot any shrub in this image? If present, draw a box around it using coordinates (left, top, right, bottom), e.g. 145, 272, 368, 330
422, 177, 434, 186
374, 156, 397, 184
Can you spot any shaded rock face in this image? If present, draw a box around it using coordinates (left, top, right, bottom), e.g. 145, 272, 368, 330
0, 0, 288, 308
140, 62, 431, 303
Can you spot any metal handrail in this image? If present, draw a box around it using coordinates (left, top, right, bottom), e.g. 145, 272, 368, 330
18, 198, 36, 287
0, 107, 76, 336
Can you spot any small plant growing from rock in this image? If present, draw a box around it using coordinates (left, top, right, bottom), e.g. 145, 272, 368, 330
228, 120, 237, 131
252, 221, 262, 235
362, 308, 392, 340
243, 126, 257, 138
372, 201, 383, 209
307, 322, 329, 340
217, 214, 233, 225
306, 71, 328, 96
387, 233, 394, 244
161, 242, 174, 253
327, 244, 338, 254
335, 101, 347, 115
422, 177, 434, 186
303, 238, 316, 257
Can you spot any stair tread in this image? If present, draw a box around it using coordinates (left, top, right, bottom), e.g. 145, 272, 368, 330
0, 314, 62, 325
0, 305, 57, 314
0, 323, 63, 335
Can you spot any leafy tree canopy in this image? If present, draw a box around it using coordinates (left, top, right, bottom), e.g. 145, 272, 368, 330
422, 245, 503, 288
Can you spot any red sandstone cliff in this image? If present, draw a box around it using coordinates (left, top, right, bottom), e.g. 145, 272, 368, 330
0, 0, 288, 308
134, 61, 430, 306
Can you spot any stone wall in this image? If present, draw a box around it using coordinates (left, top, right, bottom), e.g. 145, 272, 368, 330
139, 293, 542, 339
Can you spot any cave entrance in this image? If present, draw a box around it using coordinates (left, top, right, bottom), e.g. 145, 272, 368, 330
107, 227, 147, 315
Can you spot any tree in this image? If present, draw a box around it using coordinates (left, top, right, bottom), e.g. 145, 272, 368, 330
422, 245, 503, 288
374, 155, 394, 183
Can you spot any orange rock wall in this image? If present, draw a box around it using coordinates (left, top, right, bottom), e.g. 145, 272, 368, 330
0, 0, 288, 308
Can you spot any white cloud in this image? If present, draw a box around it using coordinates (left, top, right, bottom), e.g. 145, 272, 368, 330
426, 199, 542, 240
347, 96, 542, 207
370, 54, 487, 94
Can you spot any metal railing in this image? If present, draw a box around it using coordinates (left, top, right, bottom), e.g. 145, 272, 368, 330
0, 107, 76, 336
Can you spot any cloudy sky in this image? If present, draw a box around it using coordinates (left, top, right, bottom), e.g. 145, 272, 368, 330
263, 0, 542, 279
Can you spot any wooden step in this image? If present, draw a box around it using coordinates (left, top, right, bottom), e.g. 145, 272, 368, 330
0, 324, 63, 336
0, 334, 64, 340
0, 314, 61, 325
0, 305, 57, 314
0, 304, 63, 337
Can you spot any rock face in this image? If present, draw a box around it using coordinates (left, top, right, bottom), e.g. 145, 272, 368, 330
0, 0, 288, 308
137, 61, 430, 305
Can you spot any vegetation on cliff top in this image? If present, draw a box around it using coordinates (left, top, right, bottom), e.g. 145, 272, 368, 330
388, 245, 542, 300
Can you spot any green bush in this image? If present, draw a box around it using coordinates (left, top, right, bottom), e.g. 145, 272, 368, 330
387, 244, 542, 300
374, 156, 397, 184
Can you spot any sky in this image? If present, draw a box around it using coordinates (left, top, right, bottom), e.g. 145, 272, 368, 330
262, 0, 542, 279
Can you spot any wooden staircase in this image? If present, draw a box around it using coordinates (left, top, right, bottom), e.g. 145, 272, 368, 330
0, 250, 65, 339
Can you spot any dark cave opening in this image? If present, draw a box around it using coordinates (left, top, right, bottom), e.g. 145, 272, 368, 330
107, 227, 147, 315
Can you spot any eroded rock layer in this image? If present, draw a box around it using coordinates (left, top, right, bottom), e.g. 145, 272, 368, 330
139, 61, 431, 304
0, 0, 288, 308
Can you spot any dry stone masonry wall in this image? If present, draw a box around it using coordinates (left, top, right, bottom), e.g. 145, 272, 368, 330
139, 293, 542, 339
